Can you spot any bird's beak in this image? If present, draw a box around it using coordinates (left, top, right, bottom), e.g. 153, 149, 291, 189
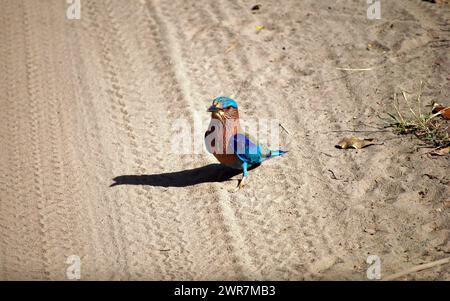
207, 105, 219, 112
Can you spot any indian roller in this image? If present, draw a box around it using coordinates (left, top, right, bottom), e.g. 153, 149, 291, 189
204, 96, 287, 189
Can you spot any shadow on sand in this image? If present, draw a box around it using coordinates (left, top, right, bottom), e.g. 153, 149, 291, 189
110, 163, 260, 188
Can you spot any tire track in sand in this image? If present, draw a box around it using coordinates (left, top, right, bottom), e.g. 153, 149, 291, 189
146, 0, 260, 279
187, 0, 338, 279
84, 0, 168, 279
0, 1, 47, 279
0, 0, 49, 279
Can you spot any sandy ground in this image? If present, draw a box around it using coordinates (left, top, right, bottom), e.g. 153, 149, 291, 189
0, 0, 449, 280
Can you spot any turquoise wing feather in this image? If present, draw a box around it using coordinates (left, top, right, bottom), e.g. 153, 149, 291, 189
230, 133, 265, 165
229, 132, 287, 165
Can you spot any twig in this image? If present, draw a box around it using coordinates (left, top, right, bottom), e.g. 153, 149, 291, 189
383, 257, 450, 281
279, 123, 291, 135
320, 152, 335, 157
225, 42, 238, 54
426, 111, 443, 121
327, 169, 339, 180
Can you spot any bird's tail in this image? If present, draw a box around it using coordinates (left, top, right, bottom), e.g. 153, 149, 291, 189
261, 150, 288, 162
270, 150, 288, 157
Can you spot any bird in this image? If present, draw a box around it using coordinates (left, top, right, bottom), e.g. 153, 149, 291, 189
204, 96, 287, 189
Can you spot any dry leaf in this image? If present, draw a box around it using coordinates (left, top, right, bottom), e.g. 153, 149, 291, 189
431, 103, 450, 120
430, 146, 450, 156
440, 107, 450, 120
335, 137, 375, 149
432, 103, 445, 113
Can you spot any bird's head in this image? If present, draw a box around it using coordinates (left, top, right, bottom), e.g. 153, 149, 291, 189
207, 96, 239, 121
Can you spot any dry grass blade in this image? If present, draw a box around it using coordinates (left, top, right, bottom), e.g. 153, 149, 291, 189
386, 84, 450, 150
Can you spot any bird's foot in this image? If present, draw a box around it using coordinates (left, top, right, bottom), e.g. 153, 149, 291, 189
233, 177, 246, 192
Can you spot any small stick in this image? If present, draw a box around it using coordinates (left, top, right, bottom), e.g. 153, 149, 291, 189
279, 123, 290, 135
225, 42, 238, 54
327, 169, 339, 180
383, 257, 450, 281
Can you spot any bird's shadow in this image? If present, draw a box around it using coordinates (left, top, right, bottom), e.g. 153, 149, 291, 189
110, 163, 260, 188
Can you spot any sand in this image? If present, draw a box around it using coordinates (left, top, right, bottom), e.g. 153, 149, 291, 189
0, 0, 449, 280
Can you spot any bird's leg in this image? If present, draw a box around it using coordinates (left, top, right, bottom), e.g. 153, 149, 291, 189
237, 176, 246, 189
236, 162, 248, 190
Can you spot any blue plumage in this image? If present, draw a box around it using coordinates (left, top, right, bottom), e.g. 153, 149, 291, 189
231, 133, 287, 178
205, 96, 288, 189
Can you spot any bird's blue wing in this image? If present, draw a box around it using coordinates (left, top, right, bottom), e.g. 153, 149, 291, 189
230, 133, 264, 165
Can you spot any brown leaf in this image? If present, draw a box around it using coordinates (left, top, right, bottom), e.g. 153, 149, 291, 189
432, 103, 450, 120
335, 137, 376, 149
430, 146, 450, 156
440, 107, 450, 120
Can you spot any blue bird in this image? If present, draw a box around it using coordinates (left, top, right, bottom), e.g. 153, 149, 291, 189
204, 96, 287, 189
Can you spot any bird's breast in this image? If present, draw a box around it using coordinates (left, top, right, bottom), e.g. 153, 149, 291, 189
205, 116, 242, 168
205, 118, 239, 152
214, 153, 242, 169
